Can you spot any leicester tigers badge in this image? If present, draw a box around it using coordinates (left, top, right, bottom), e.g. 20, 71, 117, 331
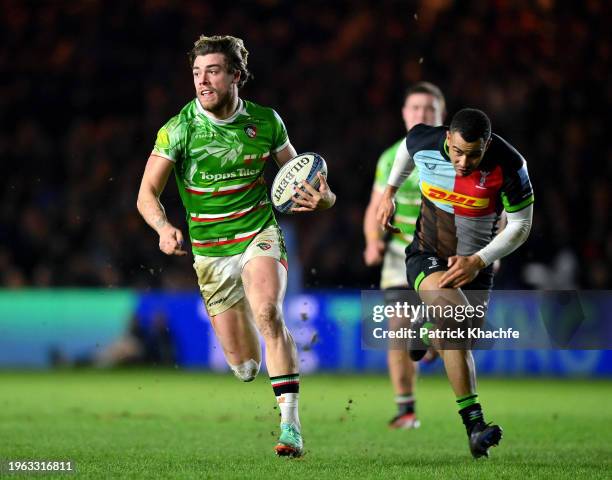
244, 124, 257, 138
257, 242, 271, 251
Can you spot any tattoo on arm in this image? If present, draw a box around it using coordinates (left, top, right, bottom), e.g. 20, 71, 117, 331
154, 215, 168, 231
138, 156, 175, 234
137, 195, 169, 234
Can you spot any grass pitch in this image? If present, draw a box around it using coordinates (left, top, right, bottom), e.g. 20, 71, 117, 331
0, 371, 610, 479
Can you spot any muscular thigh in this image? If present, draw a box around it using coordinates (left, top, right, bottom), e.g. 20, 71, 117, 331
209, 298, 252, 340
242, 257, 287, 308
240, 225, 288, 308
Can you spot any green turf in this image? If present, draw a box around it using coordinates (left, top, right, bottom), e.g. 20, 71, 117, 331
0, 371, 610, 479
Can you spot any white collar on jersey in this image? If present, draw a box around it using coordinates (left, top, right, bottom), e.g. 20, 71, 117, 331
195, 97, 247, 125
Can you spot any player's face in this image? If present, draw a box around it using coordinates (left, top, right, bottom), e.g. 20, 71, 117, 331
402, 93, 443, 130
192, 53, 240, 113
446, 131, 491, 177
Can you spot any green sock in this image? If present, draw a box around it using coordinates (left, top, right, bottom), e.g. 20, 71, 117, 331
456, 393, 479, 410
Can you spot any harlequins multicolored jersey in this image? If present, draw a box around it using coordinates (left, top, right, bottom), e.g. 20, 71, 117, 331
406, 124, 534, 259
374, 139, 421, 252
152, 98, 289, 256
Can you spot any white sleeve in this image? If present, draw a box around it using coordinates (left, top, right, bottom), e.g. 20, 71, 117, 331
387, 140, 415, 188
476, 204, 533, 267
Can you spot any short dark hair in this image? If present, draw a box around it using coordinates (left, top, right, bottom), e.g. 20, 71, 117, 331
449, 108, 491, 142
405, 82, 446, 114
188, 35, 251, 88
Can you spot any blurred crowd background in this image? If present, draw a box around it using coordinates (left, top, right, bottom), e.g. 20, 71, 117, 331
1, 0, 610, 291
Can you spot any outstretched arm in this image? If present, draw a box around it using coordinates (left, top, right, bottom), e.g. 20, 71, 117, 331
137, 154, 187, 256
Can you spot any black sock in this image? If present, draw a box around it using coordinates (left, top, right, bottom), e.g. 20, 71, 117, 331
395, 394, 415, 416
457, 394, 485, 433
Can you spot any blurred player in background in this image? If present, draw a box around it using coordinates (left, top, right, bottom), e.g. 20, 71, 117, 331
377, 108, 533, 457
137, 35, 335, 457
363, 82, 446, 429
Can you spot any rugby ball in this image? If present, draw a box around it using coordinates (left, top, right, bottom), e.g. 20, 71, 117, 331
271, 152, 327, 214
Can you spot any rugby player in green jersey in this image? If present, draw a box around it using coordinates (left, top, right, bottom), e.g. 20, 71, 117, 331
363, 82, 446, 429
137, 35, 336, 457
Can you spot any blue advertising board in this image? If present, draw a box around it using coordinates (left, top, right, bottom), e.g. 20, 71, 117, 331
1, 290, 611, 376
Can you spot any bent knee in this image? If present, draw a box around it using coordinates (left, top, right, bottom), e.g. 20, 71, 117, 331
256, 302, 284, 338
257, 302, 281, 321
230, 359, 261, 382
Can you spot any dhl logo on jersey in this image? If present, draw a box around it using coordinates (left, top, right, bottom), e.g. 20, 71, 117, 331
421, 181, 489, 209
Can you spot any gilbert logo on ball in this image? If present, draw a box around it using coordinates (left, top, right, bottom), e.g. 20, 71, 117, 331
271, 152, 328, 214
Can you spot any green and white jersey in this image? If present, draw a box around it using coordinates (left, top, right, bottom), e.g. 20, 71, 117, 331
152, 98, 289, 256
374, 138, 421, 251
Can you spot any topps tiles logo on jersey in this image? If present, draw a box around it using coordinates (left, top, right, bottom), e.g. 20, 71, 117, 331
244, 124, 257, 138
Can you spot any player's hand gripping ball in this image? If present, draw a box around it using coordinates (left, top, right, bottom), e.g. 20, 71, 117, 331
271, 152, 328, 213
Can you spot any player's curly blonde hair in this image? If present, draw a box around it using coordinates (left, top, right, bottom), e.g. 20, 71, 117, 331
188, 35, 251, 88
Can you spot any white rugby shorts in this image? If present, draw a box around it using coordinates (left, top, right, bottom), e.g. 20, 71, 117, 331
193, 225, 287, 316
